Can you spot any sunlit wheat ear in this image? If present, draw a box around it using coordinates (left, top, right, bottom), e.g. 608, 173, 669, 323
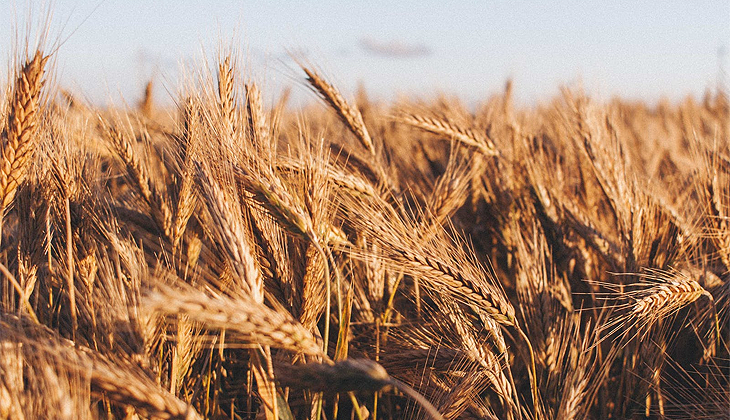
170, 162, 196, 251
394, 247, 517, 327
85, 355, 202, 420
194, 163, 263, 299
233, 164, 316, 241
301, 66, 375, 156
279, 159, 382, 200
0, 51, 48, 218
435, 301, 520, 417
353, 208, 518, 327
396, 112, 499, 157
423, 155, 473, 229
170, 97, 202, 250
599, 268, 718, 345
217, 56, 237, 138
144, 285, 324, 356
245, 82, 270, 150
2, 319, 201, 420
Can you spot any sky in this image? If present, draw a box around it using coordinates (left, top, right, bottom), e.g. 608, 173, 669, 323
1, 1, 729, 108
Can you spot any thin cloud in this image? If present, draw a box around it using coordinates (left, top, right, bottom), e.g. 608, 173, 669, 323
359, 37, 432, 58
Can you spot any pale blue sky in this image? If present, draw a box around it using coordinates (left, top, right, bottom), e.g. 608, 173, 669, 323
1, 1, 729, 107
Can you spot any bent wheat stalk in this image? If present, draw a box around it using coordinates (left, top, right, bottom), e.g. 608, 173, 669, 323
276, 358, 446, 420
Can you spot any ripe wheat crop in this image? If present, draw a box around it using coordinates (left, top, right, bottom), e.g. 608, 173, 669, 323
0, 21, 727, 420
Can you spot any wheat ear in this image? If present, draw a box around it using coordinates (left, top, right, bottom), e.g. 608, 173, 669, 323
218, 56, 237, 139
139, 79, 153, 117
397, 112, 499, 157
302, 66, 376, 156
1, 318, 201, 420
245, 82, 269, 150
0, 51, 48, 223
104, 124, 174, 239
601, 269, 718, 345
145, 286, 324, 356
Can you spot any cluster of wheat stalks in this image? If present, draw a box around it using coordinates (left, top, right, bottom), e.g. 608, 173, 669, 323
0, 39, 728, 420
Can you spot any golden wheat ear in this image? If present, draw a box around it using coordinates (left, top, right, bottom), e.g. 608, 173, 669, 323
144, 285, 324, 356
218, 55, 237, 138
139, 79, 154, 118
396, 111, 499, 157
0, 51, 49, 220
301, 66, 376, 156
598, 268, 718, 347
1, 316, 202, 420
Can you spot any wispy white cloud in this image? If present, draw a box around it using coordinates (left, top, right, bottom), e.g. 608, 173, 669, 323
359, 37, 431, 58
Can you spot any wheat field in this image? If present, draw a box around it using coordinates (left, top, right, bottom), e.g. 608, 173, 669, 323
0, 31, 728, 420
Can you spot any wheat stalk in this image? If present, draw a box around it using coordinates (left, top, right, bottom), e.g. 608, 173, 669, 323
277, 358, 446, 420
